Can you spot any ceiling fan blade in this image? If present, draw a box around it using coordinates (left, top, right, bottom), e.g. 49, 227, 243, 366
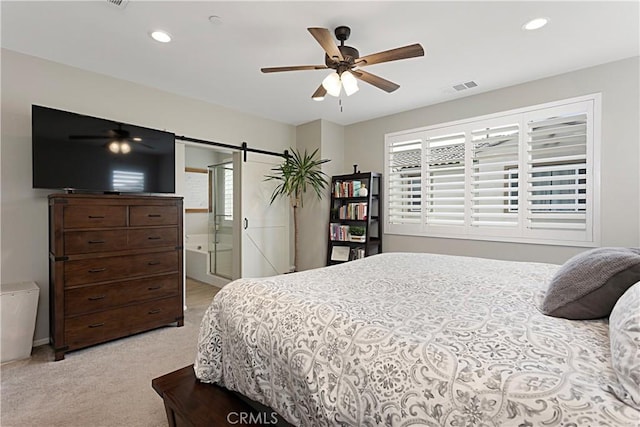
261, 65, 328, 73
311, 85, 327, 99
136, 141, 155, 150
69, 135, 110, 140
352, 69, 400, 93
356, 43, 424, 67
308, 27, 343, 62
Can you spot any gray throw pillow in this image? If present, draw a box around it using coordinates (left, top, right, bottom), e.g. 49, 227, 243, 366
541, 247, 640, 319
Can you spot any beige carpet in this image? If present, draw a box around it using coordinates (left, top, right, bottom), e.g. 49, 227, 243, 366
0, 279, 219, 427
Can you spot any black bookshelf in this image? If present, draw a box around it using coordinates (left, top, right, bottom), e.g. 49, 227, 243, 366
327, 172, 382, 265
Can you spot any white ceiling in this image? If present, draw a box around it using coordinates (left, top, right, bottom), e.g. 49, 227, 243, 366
2, 1, 638, 126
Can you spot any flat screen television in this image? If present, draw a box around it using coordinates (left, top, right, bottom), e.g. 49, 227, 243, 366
32, 105, 176, 194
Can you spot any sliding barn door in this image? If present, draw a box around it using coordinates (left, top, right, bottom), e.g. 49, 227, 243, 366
240, 152, 290, 278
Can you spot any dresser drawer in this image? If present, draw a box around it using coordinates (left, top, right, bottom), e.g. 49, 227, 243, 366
65, 274, 181, 316
64, 206, 127, 229
65, 230, 127, 255
65, 296, 182, 349
130, 206, 178, 226
64, 251, 179, 286
128, 227, 178, 249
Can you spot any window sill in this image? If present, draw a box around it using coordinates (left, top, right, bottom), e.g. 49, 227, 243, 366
384, 229, 599, 248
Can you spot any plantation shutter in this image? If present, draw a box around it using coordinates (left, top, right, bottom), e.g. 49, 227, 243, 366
424, 130, 466, 229
384, 95, 598, 245
470, 119, 520, 231
386, 134, 423, 233
524, 101, 593, 241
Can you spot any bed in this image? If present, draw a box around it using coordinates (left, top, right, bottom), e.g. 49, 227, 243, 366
193, 252, 640, 426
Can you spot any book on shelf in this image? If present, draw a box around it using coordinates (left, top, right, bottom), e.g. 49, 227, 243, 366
329, 223, 350, 241
334, 180, 363, 198
338, 203, 368, 220
350, 247, 366, 260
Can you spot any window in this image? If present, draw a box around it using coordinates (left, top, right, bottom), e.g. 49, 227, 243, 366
424, 130, 466, 228
387, 136, 422, 230
384, 95, 599, 246
470, 120, 520, 230
223, 164, 233, 220
523, 104, 591, 242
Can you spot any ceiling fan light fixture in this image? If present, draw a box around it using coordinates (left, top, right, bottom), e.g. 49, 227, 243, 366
312, 95, 325, 101
120, 142, 131, 154
341, 70, 359, 96
322, 72, 342, 97
108, 140, 132, 154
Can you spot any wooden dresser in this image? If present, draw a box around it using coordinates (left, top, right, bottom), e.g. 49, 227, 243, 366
49, 193, 184, 361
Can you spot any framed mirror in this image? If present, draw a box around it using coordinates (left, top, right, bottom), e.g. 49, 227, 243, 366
184, 167, 210, 213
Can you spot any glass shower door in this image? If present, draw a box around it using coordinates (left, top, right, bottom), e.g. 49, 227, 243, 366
208, 162, 234, 279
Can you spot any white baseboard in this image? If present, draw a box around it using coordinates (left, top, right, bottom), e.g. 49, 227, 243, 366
33, 338, 49, 347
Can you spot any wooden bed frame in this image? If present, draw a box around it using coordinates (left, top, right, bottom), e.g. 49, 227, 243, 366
152, 364, 293, 427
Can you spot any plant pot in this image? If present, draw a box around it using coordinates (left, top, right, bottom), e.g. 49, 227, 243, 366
349, 235, 366, 242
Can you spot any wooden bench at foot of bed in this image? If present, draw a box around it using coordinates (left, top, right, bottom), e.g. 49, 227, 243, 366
152, 364, 291, 427
152, 365, 254, 426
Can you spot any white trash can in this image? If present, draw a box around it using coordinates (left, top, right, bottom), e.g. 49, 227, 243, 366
1, 281, 40, 363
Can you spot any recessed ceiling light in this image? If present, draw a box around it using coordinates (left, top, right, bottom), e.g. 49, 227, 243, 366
523, 17, 549, 31
150, 30, 172, 43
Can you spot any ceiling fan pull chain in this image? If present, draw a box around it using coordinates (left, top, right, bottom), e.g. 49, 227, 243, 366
340, 98, 343, 113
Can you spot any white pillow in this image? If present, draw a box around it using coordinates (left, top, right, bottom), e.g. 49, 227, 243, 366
609, 281, 640, 409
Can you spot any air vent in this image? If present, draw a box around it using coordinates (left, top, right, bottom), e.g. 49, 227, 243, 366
453, 81, 478, 91
106, 0, 129, 8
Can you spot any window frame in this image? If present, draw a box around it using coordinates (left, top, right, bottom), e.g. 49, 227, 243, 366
383, 94, 601, 247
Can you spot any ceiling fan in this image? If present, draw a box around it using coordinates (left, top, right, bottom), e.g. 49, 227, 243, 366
261, 26, 424, 100
69, 124, 154, 152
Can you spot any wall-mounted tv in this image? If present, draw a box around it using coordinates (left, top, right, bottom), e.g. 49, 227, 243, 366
32, 105, 176, 194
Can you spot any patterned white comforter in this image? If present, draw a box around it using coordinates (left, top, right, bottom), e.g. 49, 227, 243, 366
195, 252, 640, 426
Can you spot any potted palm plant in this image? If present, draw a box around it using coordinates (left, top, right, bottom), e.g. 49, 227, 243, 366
266, 148, 330, 271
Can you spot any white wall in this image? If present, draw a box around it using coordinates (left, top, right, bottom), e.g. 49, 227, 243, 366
345, 56, 640, 264
296, 120, 345, 271
295, 120, 322, 271
0, 49, 295, 344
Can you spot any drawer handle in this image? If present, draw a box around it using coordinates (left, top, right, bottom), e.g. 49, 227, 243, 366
148, 286, 163, 290
147, 236, 162, 240
148, 214, 162, 218
148, 261, 161, 266
88, 240, 105, 244
148, 309, 161, 315
88, 295, 106, 301
88, 268, 107, 273
88, 215, 105, 219
88, 323, 105, 328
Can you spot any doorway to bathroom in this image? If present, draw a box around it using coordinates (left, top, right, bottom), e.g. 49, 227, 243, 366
183, 145, 291, 294
184, 145, 234, 289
